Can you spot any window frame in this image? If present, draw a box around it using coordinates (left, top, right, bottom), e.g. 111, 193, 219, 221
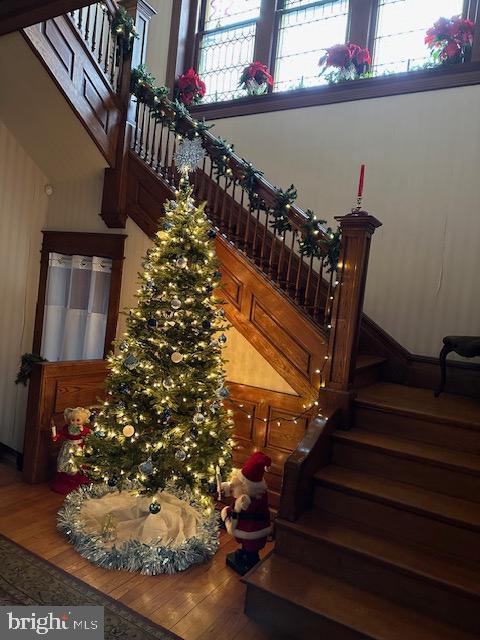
32, 231, 126, 360
167, 0, 480, 118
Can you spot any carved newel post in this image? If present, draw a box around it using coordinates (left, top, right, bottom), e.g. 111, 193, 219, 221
324, 210, 382, 418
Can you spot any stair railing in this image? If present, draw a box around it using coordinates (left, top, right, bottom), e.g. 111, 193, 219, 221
68, 1, 125, 93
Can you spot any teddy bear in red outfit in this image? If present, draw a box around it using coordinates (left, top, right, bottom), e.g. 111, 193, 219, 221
220, 451, 272, 575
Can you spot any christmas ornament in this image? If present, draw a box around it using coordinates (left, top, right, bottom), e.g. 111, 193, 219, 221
207, 229, 216, 239
123, 355, 138, 370
171, 351, 183, 363
160, 408, 172, 422
118, 383, 129, 393
117, 401, 126, 410
209, 402, 220, 413
162, 221, 173, 231
138, 459, 153, 475
193, 412, 205, 425
94, 430, 106, 438
174, 137, 206, 174
107, 476, 118, 487
218, 334, 227, 344
119, 341, 128, 351
190, 426, 198, 437
175, 449, 187, 461
176, 257, 188, 269
149, 501, 161, 514
217, 386, 229, 399
202, 320, 211, 329
205, 285, 213, 293
213, 271, 222, 279
163, 377, 174, 389
147, 318, 158, 328
171, 298, 181, 310
123, 425, 135, 437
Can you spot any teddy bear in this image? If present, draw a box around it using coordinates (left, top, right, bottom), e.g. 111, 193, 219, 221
50, 407, 91, 495
220, 451, 272, 575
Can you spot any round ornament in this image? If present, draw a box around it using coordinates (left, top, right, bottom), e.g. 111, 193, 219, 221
190, 426, 198, 437
147, 318, 157, 328
176, 257, 188, 269
171, 351, 183, 364
207, 230, 217, 239
201, 320, 211, 330
149, 502, 161, 514
138, 459, 153, 475
160, 408, 172, 422
216, 387, 229, 399
218, 334, 227, 344
163, 377, 174, 389
94, 430, 106, 439
119, 341, 128, 351
175, 449, 187, 462
205, 285, 213, 293
162, 221, 173, 231
171, 298, 181, 310
193, 412, 205, 425
107, 476, 118, 487
123, 425, 135, 437
123, 355, 138, 370
213, 271, 222, 279
209, 402, 220, 414
118, 383, 129, 393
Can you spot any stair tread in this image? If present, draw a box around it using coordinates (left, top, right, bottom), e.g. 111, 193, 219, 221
333, 428, 480, 475
356, 382, 480, 430
278, 510, 480, 597
315, 465, 480, 531
355, 355, 386, 371
244, 554, 476, 640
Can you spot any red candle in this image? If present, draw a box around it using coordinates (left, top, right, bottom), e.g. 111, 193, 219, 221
357, 164, 365, 199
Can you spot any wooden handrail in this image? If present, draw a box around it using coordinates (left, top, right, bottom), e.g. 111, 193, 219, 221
279, 408, 342, 521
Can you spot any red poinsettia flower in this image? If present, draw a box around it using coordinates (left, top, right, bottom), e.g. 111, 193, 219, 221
320, 44, 352, 68
425, 15, 475, 61
176, 68, 206, 106
239, 61, 273, 88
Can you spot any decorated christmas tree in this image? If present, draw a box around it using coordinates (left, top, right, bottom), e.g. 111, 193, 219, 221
80, 147, 233, 512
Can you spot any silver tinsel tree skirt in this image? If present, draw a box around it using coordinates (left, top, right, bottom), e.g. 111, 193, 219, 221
57, 483, 220, 575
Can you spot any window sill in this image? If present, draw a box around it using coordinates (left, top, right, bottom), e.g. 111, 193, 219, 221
191, 62, 480, 120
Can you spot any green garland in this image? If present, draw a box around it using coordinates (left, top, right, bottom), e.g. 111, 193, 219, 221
15, 353, 47, 386
111, 5, 138, 54
129, 64, 341, 271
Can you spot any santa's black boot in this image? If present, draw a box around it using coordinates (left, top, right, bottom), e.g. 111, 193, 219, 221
226, 548, 252, 575
244, 551, 260, 572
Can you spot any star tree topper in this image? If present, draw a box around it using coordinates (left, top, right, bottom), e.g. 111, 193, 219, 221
174, 137, 206, 174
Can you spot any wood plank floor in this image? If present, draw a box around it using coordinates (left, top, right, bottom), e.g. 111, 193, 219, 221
0, 463, 275, 640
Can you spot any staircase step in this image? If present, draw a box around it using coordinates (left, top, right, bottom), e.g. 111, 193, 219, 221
332, 429, 480, 501
243, 554, 476, 640
355, 383, 480, 453
314, 466, 480, 563
353, 356, 386, 389
276, 511, 480, 633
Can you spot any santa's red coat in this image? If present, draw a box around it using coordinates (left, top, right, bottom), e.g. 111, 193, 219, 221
223, 491, 271, 552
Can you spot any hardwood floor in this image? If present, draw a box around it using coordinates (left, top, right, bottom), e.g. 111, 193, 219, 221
0, 463, 275, 640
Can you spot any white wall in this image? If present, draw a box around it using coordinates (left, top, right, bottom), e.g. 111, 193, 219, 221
145, 0, 173, 86
0, 122, 49, 451
209, 86, 480, 358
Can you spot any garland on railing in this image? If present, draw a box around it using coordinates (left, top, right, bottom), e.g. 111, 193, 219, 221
129, 64, 341, 271
110, 5, 138, 54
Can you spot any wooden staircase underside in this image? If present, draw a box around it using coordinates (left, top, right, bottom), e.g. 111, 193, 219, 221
0, 0, 99, 36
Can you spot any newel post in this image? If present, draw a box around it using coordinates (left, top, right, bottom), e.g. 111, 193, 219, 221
323, 210, 382, 417
101, 0, 156, 228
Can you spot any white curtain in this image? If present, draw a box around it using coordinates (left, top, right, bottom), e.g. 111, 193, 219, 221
41, 252, 112, 361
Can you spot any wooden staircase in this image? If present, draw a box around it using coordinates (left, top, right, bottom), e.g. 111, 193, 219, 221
244, 382, 480, 639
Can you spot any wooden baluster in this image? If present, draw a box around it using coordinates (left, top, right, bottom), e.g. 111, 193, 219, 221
85, 5, 91, 42
149, 120, 158, 168
259, 209, 269, 266
267, 223, 277, 276
304, 254, 314, 312
197, 157, 207, 199
227, 181, 236, 236
155, 121, 165, 173
276, 232, 286, 285
104, 26, 111, 74
294, 253, 303, 303
163, 129, 171, 179
138, 104, 147, 157
91, 5, 98, 54
110, 36, 117, 86
324, 270, 334, 327
169, 135, 177, 183
285, 229, 297, 292
77, 8, 83, 30
132, 100, 140, 151
243, 201, 252, 254
313, 257, 325, 321
252, 206, 262, 260
234, 188, 245, 246
144, 108, 152, 163
206, 162, 216, 225
98, 7, 106, 64
218, 177, 228, 231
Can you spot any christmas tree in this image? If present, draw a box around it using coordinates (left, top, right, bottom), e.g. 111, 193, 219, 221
81, 166, 233, 509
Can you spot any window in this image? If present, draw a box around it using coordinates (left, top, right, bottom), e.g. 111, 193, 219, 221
197, 0, 262, 103
274, 0, 350, 92
33, 232, 126, 362
173, 0, 480, 115
373, 0, 466, 74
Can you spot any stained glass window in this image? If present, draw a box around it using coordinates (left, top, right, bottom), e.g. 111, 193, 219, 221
197, 0, 261, 103
274, 0, 350, 92
373, 0, 465, 75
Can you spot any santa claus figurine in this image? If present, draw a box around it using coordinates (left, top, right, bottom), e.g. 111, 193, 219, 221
220, 451, 272, 575
51, 407, 91, 495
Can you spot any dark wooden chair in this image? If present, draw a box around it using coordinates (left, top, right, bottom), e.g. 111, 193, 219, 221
435, 336, 480, 397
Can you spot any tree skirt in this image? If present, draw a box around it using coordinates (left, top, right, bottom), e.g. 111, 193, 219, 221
57, 483, 219, 575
